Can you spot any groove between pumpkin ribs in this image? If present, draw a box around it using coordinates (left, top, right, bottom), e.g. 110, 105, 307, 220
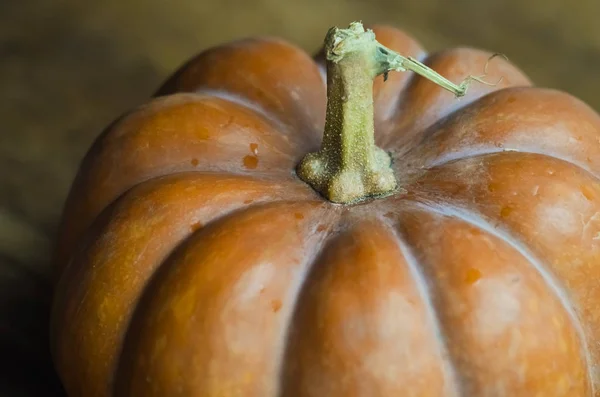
409, 201, 595, 394
185, 90, 318, 158
274, 212, 341, 397
386, 223, 465, 397
91, 171, 299, 256
193, 88, 293, 137
423, 148, 600, 181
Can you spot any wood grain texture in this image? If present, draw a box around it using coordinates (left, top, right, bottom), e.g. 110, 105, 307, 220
1, 0, 600, 395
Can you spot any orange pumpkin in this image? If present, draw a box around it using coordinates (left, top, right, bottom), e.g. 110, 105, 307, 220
51, 22, 600, 396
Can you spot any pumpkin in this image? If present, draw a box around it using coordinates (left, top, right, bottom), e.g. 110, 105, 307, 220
50, 21, 600, 396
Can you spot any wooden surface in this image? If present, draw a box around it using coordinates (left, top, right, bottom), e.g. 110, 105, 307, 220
1, 0, 599, 395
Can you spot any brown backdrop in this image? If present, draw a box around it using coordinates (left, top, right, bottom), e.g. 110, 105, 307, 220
1, 0, 599, 395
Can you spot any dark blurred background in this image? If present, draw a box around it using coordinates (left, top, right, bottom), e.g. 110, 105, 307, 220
1, 0, 599, 395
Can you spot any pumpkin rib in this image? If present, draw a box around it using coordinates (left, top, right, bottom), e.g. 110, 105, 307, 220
387, 223, 464, 396
120, 92, 308, 161
112, 200, 336, 396
54, 169, 302, 279
279, 218, 456, 396
55, 170, 318, 285
154, 36, 327, 143
408, 201, 595, 393
395, 86, 600, 178
51, 173, 319, 397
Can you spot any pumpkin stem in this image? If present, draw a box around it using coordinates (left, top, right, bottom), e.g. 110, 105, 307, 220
297, 21, 499, 204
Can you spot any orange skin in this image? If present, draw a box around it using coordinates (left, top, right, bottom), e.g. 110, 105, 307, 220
51, 25, 600, 396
